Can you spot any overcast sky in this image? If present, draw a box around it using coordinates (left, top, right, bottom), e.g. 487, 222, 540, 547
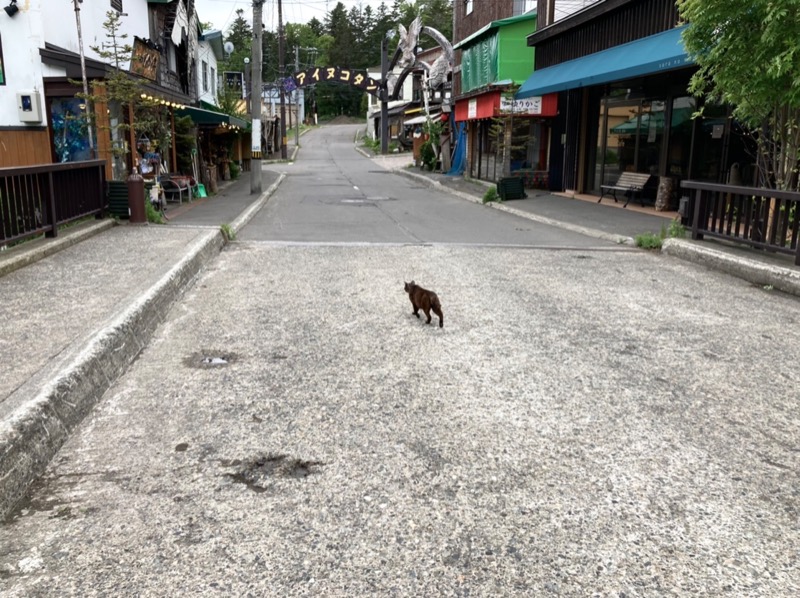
194, 0, 393, 34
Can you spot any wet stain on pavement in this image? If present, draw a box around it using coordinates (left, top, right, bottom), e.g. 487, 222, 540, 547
224, 453, 325, 493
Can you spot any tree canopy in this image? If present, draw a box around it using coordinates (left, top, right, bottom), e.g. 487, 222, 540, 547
679, 0, 800, 189
215, 1, 453, 119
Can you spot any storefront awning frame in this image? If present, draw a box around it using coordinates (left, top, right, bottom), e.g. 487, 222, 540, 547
176, 105, 249, 130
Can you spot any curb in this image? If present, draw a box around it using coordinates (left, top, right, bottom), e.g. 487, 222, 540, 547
0, 219, 116, 279
394, 168, 635, 246
0, 176, 286, 519
662, 238, 800, 297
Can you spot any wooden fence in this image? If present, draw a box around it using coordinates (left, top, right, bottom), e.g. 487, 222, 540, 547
0, 160, 106, 246
681, 181, 800, 266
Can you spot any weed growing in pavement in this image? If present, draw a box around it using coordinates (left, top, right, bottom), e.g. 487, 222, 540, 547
635, 231, 663, 249
145, 200, 165, 224
635, 218, 687, 249
482, 187, 500, 204
220, 223, 236, 241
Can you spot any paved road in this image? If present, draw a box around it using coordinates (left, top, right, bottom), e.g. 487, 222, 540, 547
1, 127, 799, 596
241, 124, 608, 248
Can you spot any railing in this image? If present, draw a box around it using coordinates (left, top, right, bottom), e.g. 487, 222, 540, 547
681, 181, 800, 266
0, 160, 106, 246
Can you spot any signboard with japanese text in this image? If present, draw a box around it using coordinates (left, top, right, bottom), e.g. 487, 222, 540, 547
131, 38, 159, 81
500, 94, 542, 115
224, 71, 245, 98
291, 66, 380, 97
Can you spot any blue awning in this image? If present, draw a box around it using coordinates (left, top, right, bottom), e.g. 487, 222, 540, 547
517, 25, 692, 99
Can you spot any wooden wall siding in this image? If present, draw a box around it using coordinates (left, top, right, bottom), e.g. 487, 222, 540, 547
532, 0, 680, 69
0, 130, 53, 168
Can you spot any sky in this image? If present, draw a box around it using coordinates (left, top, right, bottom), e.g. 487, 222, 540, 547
194, 0, 393, 34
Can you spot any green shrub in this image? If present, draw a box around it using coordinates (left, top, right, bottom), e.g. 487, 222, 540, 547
229, 161, 241, 180
145, 199, 165, 224
667, 219, 686, 238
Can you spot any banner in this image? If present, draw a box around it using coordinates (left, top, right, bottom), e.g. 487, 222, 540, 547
251, 118, 262, 159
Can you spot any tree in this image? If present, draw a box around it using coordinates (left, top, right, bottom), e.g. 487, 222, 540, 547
223, 9, 253, 75
83, 10, 166, 180
679, 0, 800, 190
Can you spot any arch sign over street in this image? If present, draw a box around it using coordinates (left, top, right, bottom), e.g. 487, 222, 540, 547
288, 67, 382, 98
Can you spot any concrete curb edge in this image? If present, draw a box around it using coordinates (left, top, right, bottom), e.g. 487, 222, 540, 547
0, 229, 223, 519
394, 168, 635, 246
230, 173, 286, 234
0, 219, 116, 279
662, 238, 800, 297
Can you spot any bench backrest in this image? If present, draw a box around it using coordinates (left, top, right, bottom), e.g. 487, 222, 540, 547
617, 172, 652, 188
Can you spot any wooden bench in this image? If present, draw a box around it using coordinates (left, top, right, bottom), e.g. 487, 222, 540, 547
599, 172, 652, 207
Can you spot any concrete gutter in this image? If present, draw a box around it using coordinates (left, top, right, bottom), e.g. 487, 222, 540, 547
0, 179, 284, 519
663, 238, 800, 297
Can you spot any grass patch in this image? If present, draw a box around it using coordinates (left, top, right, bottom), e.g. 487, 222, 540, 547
635, 218, 687, 250
220, 223, 236, 241
482, 187, 500, 204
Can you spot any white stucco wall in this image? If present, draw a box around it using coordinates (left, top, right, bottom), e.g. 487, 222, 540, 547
0, 0, 150, 127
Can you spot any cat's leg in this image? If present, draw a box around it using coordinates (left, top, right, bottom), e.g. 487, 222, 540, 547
412, 302, 420, 318
423, 307, 432, 324
432, 306, 444, 328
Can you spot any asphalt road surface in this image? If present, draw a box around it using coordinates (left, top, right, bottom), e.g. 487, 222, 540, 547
1, 125, 799, 596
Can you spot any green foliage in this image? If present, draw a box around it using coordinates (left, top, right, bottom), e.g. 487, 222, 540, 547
678, 0, 800, 190
667, 219, 686, 239
635, 232, 662, 250
174, 116, 196, 176
145, 198, 165, 224
229, 160, 241, 180
482, 187, 499, 203
635, 219, 686, 249
420, 140, 437, 170
220, 223, 236, 241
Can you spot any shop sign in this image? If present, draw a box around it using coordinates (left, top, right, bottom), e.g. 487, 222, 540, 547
252, 118, 262, 158
500, 94, 542, 115
468, 98, 477, 119
224, 72, 245, 99
131, 38, 159, 81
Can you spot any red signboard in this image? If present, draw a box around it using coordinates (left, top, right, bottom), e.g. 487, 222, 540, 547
455, 91, 558, 121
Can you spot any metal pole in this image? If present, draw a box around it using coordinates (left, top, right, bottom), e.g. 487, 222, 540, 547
278, 0, 288, 159
251, 1, 264, 194
73, 0, 95, 158
294, 45, 300, 148
380, 36, 389, 155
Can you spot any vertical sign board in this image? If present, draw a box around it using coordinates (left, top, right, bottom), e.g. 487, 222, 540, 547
468, 98, 477, 119
251, 118, 262, 159
224, 71, 245, 99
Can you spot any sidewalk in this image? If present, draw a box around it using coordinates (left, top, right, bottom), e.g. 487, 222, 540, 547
0, 169, 285, 518
1, 142, 798, 519
380, 153, 800, 295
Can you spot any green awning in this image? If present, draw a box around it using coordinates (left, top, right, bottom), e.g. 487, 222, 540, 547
517, 25, 692, 98
176, 105, 249, 130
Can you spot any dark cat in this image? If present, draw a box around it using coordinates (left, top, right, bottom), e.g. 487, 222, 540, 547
404, 281, 444, 328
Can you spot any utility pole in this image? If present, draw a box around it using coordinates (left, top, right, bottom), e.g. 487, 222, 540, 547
294, 45, 300, 148
278, 0, 288, 159
73, 0, 94, 158
251, 0, 264, 194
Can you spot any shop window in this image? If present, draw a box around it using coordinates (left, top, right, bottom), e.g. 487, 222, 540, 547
50, 97, 93, 163
202, 60, 209, 92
